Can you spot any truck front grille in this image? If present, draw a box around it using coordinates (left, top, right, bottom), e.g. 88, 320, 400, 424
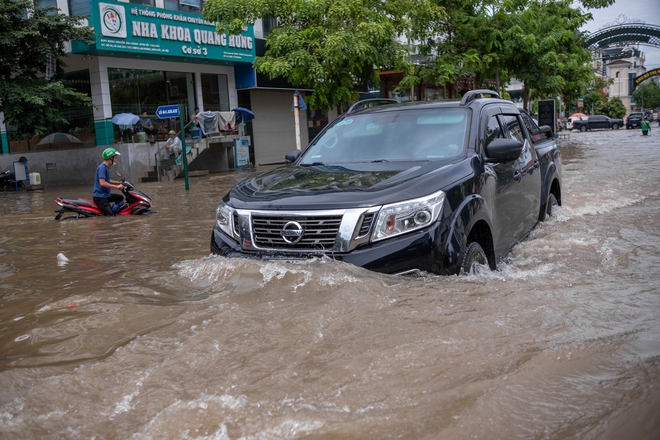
252, 214, 343, 250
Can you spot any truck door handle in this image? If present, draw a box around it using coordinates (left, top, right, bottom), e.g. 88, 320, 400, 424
513, 172, 521, 182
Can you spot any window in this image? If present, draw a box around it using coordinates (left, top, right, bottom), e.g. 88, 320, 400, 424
200, 73, 230, 111
520, 112, 543, 143
484, 116, 503, 149
262, 17, 277, 38
35, 0, 57, 9
164, 0, 203, 14
502, 115, 524, 143
108, 68, 199, 140
68, 0, 89, 16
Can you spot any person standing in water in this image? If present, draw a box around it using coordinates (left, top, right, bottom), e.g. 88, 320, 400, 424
640, 117, 651, 136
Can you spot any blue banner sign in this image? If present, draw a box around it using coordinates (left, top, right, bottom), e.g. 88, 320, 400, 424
156, 105, 180, 119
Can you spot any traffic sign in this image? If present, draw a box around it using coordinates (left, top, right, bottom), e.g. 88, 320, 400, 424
156, 105, 180, 119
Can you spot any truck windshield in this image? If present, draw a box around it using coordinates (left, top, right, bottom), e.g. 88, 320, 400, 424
300, 108, 470, 165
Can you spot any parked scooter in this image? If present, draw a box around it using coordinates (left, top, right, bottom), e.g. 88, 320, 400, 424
54, 173, 153, 220
0, 169, 16, 190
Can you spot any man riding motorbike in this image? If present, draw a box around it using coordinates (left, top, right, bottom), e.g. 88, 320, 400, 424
93, 148, 124, 216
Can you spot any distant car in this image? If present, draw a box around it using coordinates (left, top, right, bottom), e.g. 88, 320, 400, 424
566, 114, 587, 130
626, 112, 644, 129
571, 115, 623, 132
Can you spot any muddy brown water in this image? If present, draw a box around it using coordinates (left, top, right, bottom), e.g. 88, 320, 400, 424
1, 129, 659, 440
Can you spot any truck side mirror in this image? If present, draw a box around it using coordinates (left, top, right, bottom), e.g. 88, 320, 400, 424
485, 138, 523, 163
538, 125, 553, 139
285, 149, 302, 163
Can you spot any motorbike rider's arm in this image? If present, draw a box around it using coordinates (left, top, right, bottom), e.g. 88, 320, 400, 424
99, 177, 123, 190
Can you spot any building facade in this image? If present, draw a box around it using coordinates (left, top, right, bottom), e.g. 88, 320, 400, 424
1, 0, 317, 167
592, 46, 648, 115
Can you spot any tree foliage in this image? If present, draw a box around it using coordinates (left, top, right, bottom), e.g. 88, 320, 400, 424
203, 0, 443, 111
498, 0, 595, 109
581, 76, 610, 114
202, 0, 614, 111
0, 0, 93, 137
596, 96, 626, 119
632, 81, 660, 111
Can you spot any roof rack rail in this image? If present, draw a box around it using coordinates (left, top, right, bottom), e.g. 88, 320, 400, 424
460, 90, 501, 106
346, 98, 399, 114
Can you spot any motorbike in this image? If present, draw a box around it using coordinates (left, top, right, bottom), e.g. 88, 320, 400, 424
0, 169, 17, 190
54, 173, 154, 220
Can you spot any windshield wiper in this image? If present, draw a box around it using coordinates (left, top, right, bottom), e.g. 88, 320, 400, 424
371, 159, 389, 163
301, 162, 326, 167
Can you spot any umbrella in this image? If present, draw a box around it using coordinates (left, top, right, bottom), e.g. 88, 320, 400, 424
111, 113, 140, 126
36, 133, 83, 147
231, 107, 255, 123
569, 113, 587, 120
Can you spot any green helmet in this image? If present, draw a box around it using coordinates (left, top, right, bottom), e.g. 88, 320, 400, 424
103, 148, 120, 160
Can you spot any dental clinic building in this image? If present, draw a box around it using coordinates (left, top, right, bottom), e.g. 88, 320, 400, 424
2, 0, 316, 166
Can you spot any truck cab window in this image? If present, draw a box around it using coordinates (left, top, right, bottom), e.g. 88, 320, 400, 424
502, 115, 525, 143
484, 116, 504, 150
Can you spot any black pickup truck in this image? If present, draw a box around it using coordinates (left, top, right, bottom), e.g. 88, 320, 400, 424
211, 91, 562, 275
571, 115, 623, 131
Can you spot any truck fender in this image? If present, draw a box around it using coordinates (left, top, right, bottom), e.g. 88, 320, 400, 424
443, 194, 494, 271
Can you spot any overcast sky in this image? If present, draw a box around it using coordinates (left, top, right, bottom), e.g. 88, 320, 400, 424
579, 0, 660, 70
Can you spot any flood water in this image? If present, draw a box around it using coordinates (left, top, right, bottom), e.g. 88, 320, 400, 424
1, 129, 659, 440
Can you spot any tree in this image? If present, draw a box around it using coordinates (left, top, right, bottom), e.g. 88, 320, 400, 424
401, 0, 610, 104
596, 96, 626, 119
632, 81, 660, 111
203, 0, 443, 112
401, 0, 484, 98
500, 0, 596, 110
0, 0, 93, 137
581, 76, 610, 114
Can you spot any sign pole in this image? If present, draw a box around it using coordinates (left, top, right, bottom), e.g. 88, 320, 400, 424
293, 93, 301, 150
179, 104, 189, 190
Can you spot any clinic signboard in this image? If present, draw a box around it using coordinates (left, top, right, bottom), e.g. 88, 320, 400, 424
75, 0, 255, 64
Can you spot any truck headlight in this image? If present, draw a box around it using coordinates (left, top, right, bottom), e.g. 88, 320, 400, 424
215, 200, 235, 237
372, 190, 445, 242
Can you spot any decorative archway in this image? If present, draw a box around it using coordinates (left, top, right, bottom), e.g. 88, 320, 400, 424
586, 20, 660, 53
585, 16, 660, 90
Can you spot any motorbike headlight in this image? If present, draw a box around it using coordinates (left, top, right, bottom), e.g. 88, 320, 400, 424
372, 190, 445, 242
215, 200, 235, 237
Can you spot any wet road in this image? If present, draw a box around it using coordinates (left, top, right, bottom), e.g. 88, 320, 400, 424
1, 129, 659, 439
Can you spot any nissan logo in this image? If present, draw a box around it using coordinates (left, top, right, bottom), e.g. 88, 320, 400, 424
281, 221, 304, 244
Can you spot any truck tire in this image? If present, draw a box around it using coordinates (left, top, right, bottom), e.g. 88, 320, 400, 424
612, 123, 619, 130
546, 193, 558, 217
460, 242, 488, 275
580, 125, 587, 132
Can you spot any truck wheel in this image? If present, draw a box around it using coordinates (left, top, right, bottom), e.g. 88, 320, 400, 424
460, 242, 488, 275
546, 193, 558, 217
580, 125, 587, 132
612, 123, 619, 130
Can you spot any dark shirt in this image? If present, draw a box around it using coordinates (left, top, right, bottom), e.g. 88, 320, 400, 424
93, 163, 111, 198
